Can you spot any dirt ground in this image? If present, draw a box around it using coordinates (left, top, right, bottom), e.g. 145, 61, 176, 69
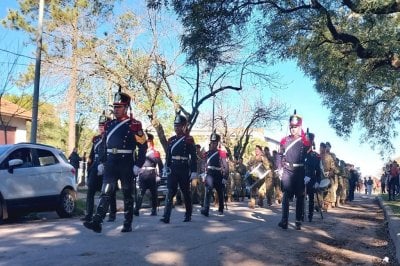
1, 193, 398, 266
285, 195, 397, 266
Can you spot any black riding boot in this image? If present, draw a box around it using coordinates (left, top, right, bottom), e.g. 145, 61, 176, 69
134, 193, 144, 216
160, 191, 173, 223
121, 194, 133, 232
278, 192, 289, 229
83, 194, 110, 233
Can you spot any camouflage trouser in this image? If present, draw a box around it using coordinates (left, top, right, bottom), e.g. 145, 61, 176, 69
256, 176, 274, 206
272, 173, 282, 203
226, 174, 233, 202
324, 176, 338, 205
336, 176, 347, 205
191, 177, 205, 205
231, 173, 245, 201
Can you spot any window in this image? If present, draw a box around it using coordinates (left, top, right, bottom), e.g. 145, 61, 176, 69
36, 149, 59, 166
5, 148, 33, 168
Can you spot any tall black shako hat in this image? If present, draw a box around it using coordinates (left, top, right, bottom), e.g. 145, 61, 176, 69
306, 128, 315, 142
210, 132, 221, 142
113, 85, 131, 106
174, 113, 188, 125
146, 133, 154, 142
289, 109, 302, 127
98, 110, 111, 125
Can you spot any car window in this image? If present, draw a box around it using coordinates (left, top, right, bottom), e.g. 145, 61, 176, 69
58, 151, 70, 163
36, 148, 59, 166
0, 146, 11, 157
0, 148, 33, 169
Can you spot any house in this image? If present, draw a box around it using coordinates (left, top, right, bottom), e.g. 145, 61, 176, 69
0, 99, 32, 144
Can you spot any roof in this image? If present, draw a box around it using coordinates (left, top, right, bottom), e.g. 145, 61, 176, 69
0, 98, 32, 121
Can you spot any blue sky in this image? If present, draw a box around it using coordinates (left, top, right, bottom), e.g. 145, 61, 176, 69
267, 60, 393, 177
0, 1, 395, 177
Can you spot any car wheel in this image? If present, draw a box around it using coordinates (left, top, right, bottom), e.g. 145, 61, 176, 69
56, 189, 76, 218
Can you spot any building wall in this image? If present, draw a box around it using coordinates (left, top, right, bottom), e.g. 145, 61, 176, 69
0, 116, 28, 144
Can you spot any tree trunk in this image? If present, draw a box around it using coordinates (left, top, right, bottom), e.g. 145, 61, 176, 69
67, 17, 79, 154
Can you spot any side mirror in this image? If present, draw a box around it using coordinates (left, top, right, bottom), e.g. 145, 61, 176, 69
8, 159, 23, 174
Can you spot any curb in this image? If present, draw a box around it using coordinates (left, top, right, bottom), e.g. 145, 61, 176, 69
377, 196, 400, 263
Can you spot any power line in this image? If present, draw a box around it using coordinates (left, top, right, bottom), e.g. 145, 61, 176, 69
0, 47, 35, 60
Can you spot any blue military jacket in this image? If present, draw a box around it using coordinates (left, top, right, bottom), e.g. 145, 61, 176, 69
166, 133, 197, 172
103, 116, 147, 167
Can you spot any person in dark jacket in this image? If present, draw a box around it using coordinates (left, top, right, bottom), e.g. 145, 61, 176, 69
69, 147, 81, 184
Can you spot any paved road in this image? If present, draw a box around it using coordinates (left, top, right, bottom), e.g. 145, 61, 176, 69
0, 193, 395, 266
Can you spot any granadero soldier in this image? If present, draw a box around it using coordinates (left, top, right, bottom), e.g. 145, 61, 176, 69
276, 111, 311, 230
81, 113, 117, 223
160, 114, 197, 223
134, 133, 163, 216
304, 132, 321, 222
201, 133, 229, 217
83, 89, 147, 233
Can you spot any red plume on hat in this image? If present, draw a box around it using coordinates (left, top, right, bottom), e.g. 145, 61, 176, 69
289, 109, 302, 126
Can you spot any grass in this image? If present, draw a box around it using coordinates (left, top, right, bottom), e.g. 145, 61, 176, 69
380, 193, 400, 215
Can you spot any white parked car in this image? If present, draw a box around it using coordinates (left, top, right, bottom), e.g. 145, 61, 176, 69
0, 143, 77, 222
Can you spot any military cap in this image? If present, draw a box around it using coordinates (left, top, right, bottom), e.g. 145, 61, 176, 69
174, 114, 188, 125
210, 132, 221, 142
98, 112, 111, 125
326, 142, 331, 148
289, 109, 302, 127
113, 86, 130, 106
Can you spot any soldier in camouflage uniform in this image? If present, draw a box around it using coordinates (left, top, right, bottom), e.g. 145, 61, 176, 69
319, 142, 336, 211
247, 145, 273, 207
231, 157, 247, 201
326, 142, 339, 208
336, 159, 347, 207
191, 144, 205, 205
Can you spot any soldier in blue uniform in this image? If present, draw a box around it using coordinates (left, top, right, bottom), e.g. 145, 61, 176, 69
134, 133, 164, 216
81, 113, 117, 222
83, 89, 147, 233
201, 133, 229, 217
160, 114, 197, 223
304, 131, 321, 222
276, 111, 311, 230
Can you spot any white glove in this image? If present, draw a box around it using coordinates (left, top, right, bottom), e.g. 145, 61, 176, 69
313, 182, 319, 189
190, 172, 198, 180
200, 173, 206, 182
304, 176, 311, 184
276, 169, 283, 180
133, 165, 140, 176
97, 163, 104, 176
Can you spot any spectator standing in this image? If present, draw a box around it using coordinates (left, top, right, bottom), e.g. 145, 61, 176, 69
389, 161, 399, 201
69, 147, 82, 184
366, 176, 373, 195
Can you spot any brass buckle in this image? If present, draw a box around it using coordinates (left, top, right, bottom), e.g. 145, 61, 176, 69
112, 148, 118, 154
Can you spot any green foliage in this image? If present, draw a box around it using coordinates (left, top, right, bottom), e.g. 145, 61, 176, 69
168, 0, 400, 156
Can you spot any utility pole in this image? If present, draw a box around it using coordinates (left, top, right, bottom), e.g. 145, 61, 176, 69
30, 0, 44, 143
